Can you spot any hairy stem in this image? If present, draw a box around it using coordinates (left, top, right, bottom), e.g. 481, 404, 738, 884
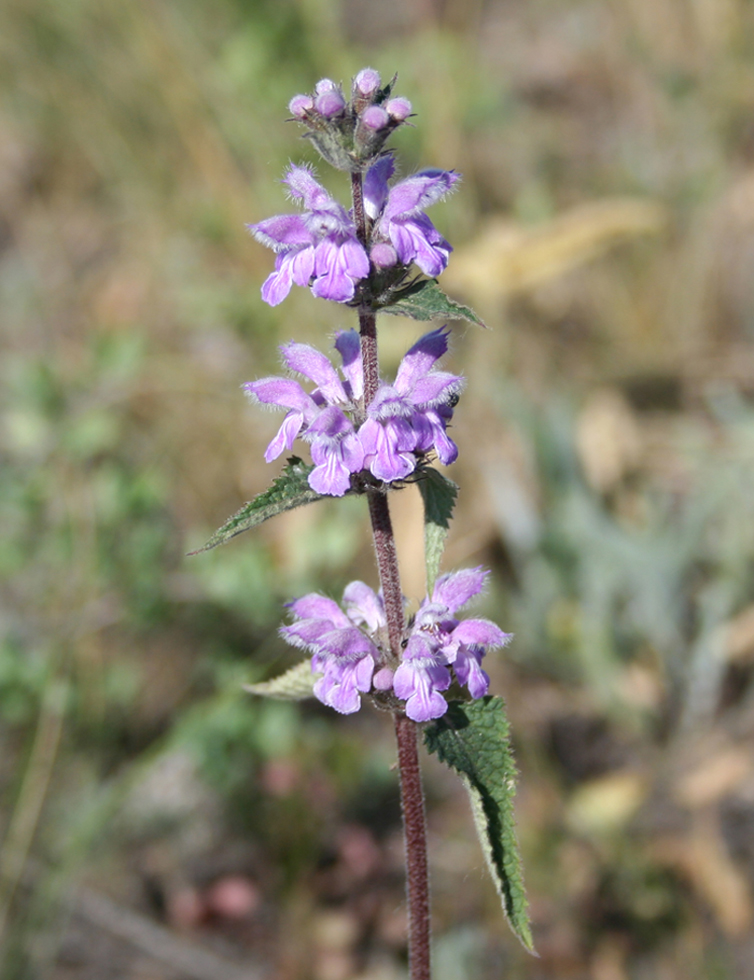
351, 171, 379, 408
351, 170, 367, 247
352, 168, 432, 980
395, 713, 432, 980
366, 488, 404, 658
360, 308, 379, 408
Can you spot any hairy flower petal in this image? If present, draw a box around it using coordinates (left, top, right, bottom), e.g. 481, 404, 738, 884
359, 417, 417, 482
390, 215, 452, 277
308, 448, 352, 496
281, 342, 348, 404
393, 327, 449, 392
364, 155, 396, 219
334, 330, 363, 401
248, 213, 315, 251
410, 371, 464, 409
284, 164, 337, 212
263, 411, 305, 462
251, 165, 368, 307
432, 567, 488, 614
382, 169, 460, 222
453, 649, 490, 699
244, 377, 314, 414
452, 618, 511, 649
289, 246, 316, 287
343, 581, 386, 632
311, 239, 369, 302
393, 635, 451, 722
287, 593, 351, 626
260, 254, 296, 306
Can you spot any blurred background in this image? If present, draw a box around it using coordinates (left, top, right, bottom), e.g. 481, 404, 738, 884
3, 0, 754, 977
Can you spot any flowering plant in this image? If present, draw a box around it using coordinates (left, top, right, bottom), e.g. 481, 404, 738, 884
196, 70, 532, 978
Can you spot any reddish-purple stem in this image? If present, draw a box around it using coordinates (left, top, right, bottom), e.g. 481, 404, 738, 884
352, 168, 432, 980
395, 714, 432, 980
366, 488, 404, 658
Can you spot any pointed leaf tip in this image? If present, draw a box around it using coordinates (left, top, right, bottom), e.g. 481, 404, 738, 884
244, 659, 319, 700
378, 279, 486, 327
189, 456, 327, 554
424, 697, 534, 953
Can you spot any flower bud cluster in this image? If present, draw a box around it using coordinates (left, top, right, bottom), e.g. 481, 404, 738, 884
281, 569, 511, 721
244, 327, 463, 496
287, 69, 413, 171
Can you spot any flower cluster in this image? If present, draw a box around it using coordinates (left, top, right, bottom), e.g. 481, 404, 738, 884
247, 156, 458, 306
281, 568, 511, 722
242, 69, 514, 739
287, 68, 412, 172
244, 327, 464, 495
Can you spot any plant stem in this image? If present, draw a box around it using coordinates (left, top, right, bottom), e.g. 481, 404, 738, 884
365, 489, 404, 656
360, 308, 379, 407
394, 713, 432, 980
351, 171, 367, 247
352, 168, 432, 980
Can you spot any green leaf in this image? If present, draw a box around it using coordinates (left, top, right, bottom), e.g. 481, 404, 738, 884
190, 457, 326, 553
417, 468, 458, 594
424, 697, 534, 953
244, 660, 318, 701
378, 279, 486, 327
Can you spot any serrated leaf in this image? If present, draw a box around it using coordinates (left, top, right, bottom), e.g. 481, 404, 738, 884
244, 660, 319, 700
379, 279, 486, 327
190, 457, 326, 553
417, 468, 458, 593
424, 697, 533, 953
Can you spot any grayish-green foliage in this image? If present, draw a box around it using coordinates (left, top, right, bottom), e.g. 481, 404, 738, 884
379, 279, 485, 326
424, 697, 533, 953
417, 468, 458, 593
244, 660, 318, 701
192, 457, 326, 553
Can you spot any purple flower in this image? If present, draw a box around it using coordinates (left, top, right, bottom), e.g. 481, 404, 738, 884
248, 164, 369, 306
244, 328, 461, 492
364, 155, 460, 277
393, 632, 452, 723
243, 331, 364, 496
305, 405, 364, 497
279, 570, 510, 722
280, 584, 385, 714
359, 327, 464, 482
396, 567, 512, 721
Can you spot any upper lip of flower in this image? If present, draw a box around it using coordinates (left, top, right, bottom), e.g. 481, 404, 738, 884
247, 164, 370, 306
363, 154, 461, 226
368, 327, 465, 419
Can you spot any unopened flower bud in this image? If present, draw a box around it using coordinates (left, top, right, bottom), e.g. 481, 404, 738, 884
315, 78, 338, 95
354, 67, 381, 97
289, 94, 314, 118
362, 105, 389, 131
372, 667, 394, 691
370, 242, 398, 268
386, 97, 412, 121
315, 89, 346, 117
